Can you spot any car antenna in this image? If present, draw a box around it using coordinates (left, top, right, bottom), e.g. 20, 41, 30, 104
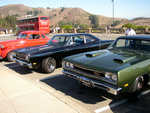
99, 38, 101, 51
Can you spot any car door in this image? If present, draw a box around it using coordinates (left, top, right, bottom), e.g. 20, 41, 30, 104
65, 35, 89, 56
39, 34, 49, 45
26, 33, 40, 47
84, 35, 100, 51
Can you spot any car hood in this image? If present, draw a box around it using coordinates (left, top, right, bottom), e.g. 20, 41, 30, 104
14, 44, 59, 55
0, 39, 25, 46
65, 49, 149, 73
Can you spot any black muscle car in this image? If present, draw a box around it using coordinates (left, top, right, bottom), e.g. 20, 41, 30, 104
12, 33, 113, 73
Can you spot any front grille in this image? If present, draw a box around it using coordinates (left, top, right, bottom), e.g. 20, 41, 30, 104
16, 52, 26, 61
74, 65, 105, 78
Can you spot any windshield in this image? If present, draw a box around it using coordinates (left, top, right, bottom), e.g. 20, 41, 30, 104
109, 38, 150, 52
47, 36, 69, 47
17, 33, 27, 39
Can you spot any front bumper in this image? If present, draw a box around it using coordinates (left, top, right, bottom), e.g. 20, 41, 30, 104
63, 70, 122, 95
12, 58, 33, 69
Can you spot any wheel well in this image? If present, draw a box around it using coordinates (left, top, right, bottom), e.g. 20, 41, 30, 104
129, 74, 149, 93
142, 74, 149, 86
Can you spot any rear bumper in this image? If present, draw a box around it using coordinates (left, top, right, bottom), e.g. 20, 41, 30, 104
63, 70, 122, 95
12, 58, 33, 69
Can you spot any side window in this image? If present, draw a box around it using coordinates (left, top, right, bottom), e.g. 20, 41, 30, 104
29, 34, 33, 39
116, 39, 126, 47
34, 34, 40, 39
42, 34, 46, 38
85, 36, 94, 43
72, 36, 84, 45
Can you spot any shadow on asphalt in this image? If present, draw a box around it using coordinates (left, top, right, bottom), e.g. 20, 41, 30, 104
110, 92, 150, 113
40, 74, 124, 104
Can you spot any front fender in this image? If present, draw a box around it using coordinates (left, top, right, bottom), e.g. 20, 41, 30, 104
117, 59, 150, 93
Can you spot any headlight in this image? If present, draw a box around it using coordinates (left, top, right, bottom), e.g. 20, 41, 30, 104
65, 62, 74, 69
111, 74, 117, 81
65, 62, 70, 68
0, 44, 4, 49
25, 55, 29, 62
105, 72, 117, 81
105, 72, 111, 79
70, 63, 74, 68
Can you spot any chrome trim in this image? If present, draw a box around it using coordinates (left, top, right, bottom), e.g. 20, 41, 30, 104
63, 70, 122, 95
12, 58, 33, 69
0, 57, 3, 59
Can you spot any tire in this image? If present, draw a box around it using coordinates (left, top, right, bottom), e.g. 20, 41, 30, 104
127, 76, 144, 102
42, 57, 56, 73
7, 52, 15, 62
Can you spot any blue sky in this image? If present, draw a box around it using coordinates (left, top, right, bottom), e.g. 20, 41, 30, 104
0, 0, 150, 19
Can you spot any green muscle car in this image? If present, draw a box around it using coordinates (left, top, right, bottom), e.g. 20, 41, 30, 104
62, 35, 150, 101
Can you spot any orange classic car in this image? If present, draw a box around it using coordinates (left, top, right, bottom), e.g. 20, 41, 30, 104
0, 31, 50, 61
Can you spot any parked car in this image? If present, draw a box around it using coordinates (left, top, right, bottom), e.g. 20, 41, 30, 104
12, 33, 113, 73
0, 31, 49, 61
62, 35, 150, 101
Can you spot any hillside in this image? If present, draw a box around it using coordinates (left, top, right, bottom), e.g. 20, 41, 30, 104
0, 4, 150, 28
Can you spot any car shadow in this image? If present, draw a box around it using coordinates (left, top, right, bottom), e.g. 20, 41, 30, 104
4, 63, 33, 75
4, 62, 61, 75
40, 74, 125, 104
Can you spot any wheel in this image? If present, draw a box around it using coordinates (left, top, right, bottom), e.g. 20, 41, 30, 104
7, 52, 15, 62
42, 57, 56, 73
127, 76, 144, 101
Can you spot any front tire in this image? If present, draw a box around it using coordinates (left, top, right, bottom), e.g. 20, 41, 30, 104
42, 57, 56, 73
127, 76, 144, 101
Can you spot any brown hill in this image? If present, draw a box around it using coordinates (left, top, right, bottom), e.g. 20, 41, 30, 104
0, 4, 149, 28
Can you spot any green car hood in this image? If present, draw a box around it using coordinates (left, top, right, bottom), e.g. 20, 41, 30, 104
65, 49, 149, 73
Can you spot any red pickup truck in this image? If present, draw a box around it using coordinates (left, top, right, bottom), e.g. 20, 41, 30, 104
0, 31, 50, 61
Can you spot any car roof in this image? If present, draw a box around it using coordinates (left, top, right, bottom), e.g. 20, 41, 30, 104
20, 30, 44, 34
54, 33, 95, 37
118, 35, 150, 40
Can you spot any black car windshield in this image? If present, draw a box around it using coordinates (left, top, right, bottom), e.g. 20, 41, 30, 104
17, 33, 27, 39
110, 38, 150, 52
47, 36, 69, 47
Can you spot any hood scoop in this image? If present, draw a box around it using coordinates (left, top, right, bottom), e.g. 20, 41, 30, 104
86, 52, 106, 57
114, 56, 136, 63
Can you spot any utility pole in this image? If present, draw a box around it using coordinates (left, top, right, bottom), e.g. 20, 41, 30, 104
112, 0, 114, 32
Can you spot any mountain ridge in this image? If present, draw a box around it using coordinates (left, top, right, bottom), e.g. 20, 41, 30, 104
0, 4, 150, 28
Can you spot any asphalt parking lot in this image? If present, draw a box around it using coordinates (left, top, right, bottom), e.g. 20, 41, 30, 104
0, 33, 150, 113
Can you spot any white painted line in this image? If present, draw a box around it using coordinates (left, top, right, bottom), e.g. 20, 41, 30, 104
94, 99, 127, 113
94, 89, 150, 113
37, 74, 62, 81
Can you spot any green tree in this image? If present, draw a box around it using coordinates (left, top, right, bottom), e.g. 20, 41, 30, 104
34, 10, 39, 16
89, 15, 99, 28
122, 23, 137, 29
26, 11, 33, 15
61, 25, 73, 29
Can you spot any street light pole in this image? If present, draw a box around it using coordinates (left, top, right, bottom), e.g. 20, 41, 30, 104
112, 0, 114, 32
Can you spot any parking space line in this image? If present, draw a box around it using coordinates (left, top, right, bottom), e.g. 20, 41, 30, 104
94, 89, 150, 113
94, 99, 127, 113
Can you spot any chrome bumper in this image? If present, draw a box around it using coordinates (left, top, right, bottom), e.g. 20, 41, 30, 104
12, 58, 33, 69
63, 70, 122, 95
0, 57, 3, 59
